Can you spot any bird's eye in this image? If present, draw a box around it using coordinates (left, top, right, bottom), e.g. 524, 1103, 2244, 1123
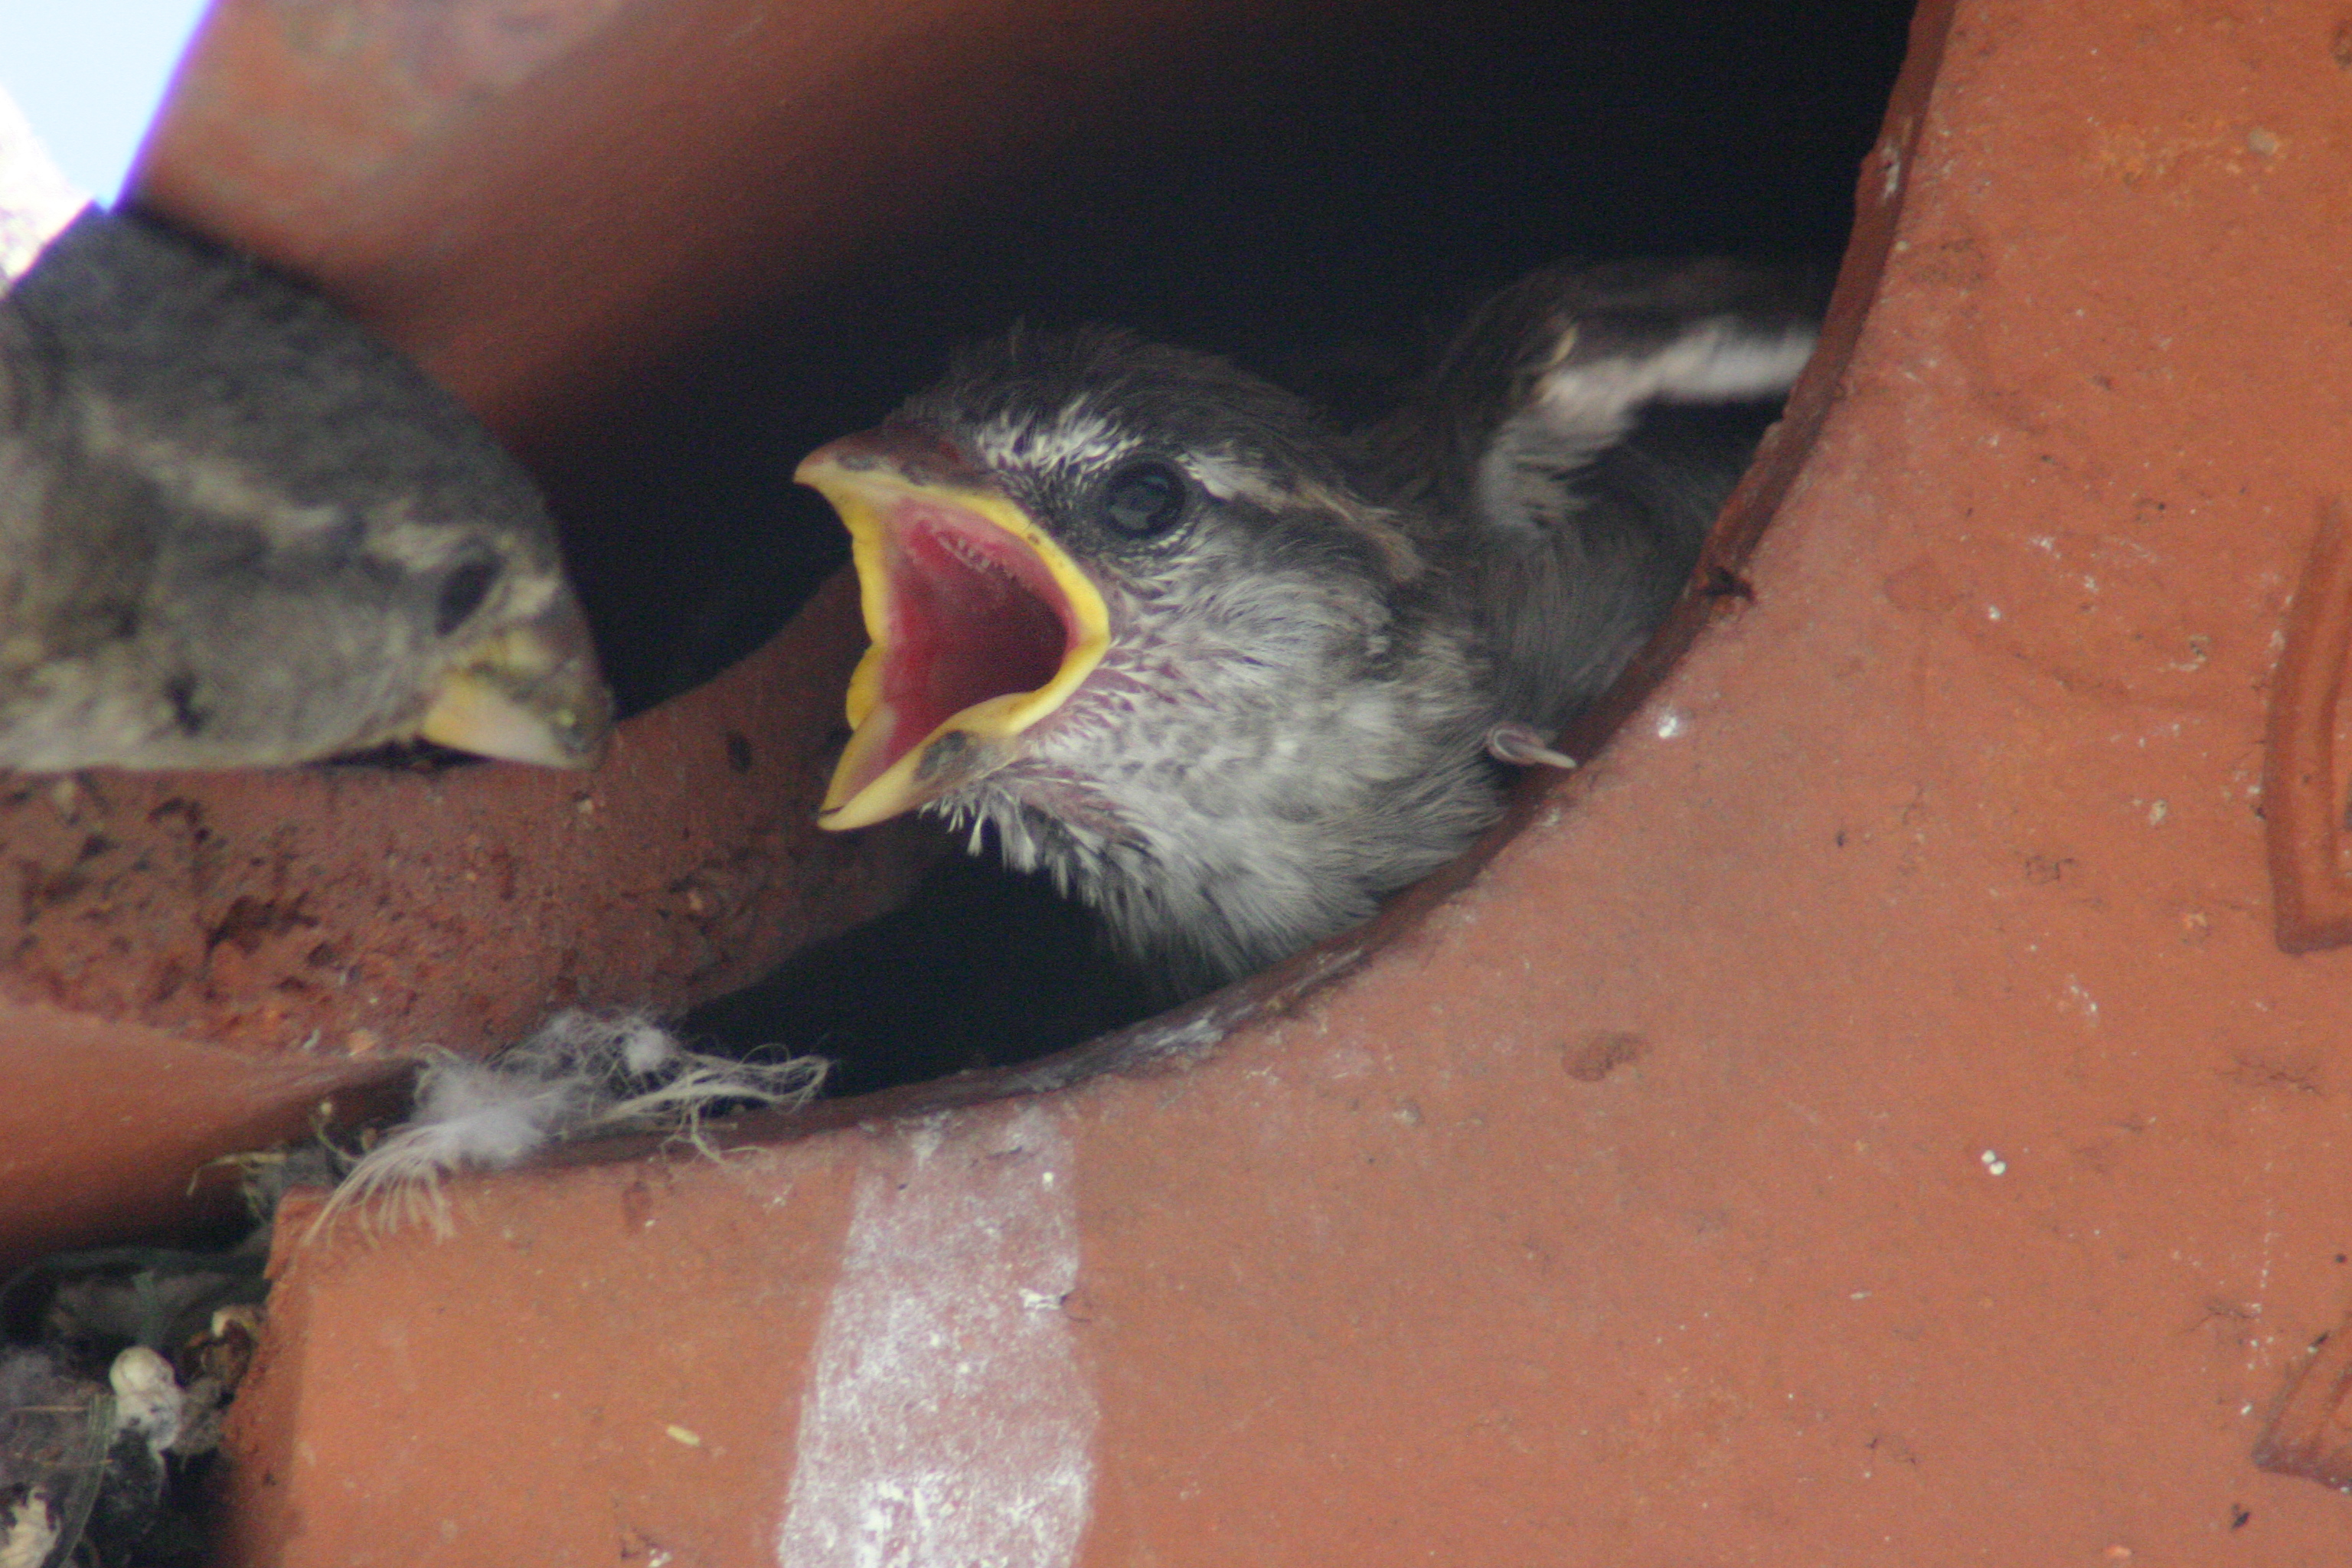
1099, 459, 1190, 540
435, 556, 501, 636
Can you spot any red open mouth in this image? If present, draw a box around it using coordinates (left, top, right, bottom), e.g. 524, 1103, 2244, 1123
860, 503, 1079, 787
796, 437, 1113, 829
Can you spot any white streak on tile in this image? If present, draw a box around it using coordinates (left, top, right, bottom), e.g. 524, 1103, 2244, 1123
777, 1106, 1095, 1568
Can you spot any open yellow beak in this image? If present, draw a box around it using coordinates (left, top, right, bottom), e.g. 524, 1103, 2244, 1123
798, 431, 1110, 830
416, 593, 611, 768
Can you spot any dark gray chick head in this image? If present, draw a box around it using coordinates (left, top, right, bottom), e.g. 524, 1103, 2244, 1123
801, 329, 1498, 990
0, 210, 608, 770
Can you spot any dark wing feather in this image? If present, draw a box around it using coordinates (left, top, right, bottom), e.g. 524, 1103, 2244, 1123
1374, 258, 1828, 734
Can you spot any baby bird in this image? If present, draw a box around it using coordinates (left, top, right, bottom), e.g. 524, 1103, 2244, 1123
0, 207, 607, 770
799, 260, 1821, 995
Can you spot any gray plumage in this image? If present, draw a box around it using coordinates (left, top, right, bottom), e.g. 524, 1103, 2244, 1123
805, 260, 1822, 995
1374, 260, 1824, 736
0, 207, 607, 770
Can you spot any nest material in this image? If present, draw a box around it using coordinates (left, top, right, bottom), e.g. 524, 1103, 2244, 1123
312, 1011, 827, 1238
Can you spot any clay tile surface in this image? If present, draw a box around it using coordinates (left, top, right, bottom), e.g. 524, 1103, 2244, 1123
35, 0, 2352, 1560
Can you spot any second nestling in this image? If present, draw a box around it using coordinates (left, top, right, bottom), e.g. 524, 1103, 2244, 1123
798, 259, 1824, 998
0, 208, 609, 772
